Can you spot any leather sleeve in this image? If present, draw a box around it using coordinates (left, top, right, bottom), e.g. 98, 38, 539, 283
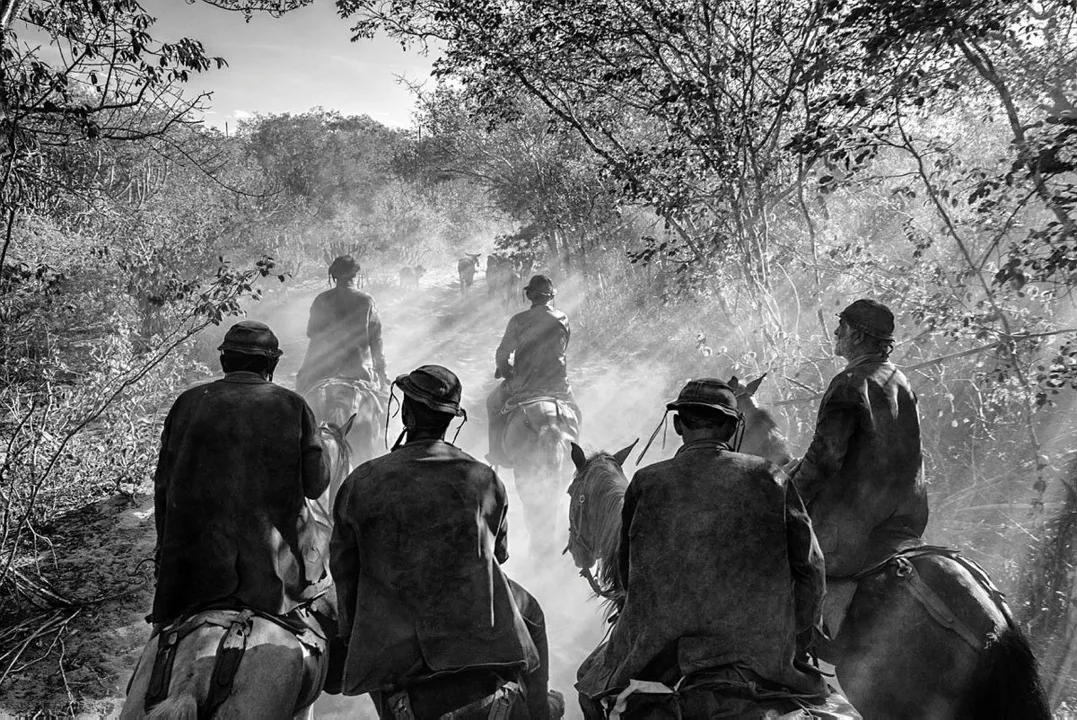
785, 477, 826, 650
153, 403, 178, 579
492, 472, 510, 565
618, 476, 643, 592
792, 377, 859, 505
495, 317, 517, 378
300, 400, 330, 500
306, 295, 327, 338
330, 482, 360, 640
368, 300, 387, 379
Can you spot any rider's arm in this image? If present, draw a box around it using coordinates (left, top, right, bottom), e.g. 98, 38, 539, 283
152, 405, 177, 579
617, 476, 643, 592
791, 379, 859, 504
330, 485, 360, 642
490, 473, 510, 564
785, 477, 826, 652
300, 401, 330, 500
495, 317, 517, 379
306, 295, 328, 338
368, 300, 388, 382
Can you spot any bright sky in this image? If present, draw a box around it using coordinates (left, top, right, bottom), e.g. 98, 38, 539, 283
141, 0, 434, 130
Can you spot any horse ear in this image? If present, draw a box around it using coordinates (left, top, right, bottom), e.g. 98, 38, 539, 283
728, 375, 740, 390
570, 442, 587, 472
745, 373, 767, 397
612, 439, 639, 467
341, 413, 357, 438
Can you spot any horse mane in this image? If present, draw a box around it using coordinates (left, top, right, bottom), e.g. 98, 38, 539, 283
571, 451, 629, 614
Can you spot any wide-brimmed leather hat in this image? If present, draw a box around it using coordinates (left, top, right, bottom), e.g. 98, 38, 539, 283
395, 365, 465, 417
839, 298, 895, 341
217, 320, 283, 358
667, 378, 740, 420
328, 254, 360, 279
524, 274, 556, 297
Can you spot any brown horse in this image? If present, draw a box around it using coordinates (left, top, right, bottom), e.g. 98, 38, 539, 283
727, 374, 792, 467
502, 397, 580, 555
120, 421, 354, 720
302, 378, 382, 498
486, 253, 519, 307
458, 252, 481, 293
566, 438, 1051, 719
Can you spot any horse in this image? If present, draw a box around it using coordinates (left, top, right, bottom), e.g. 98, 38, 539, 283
566, 440, 636, 613
399, 264, 426, 289
501, 396, 580, 556
457, 252, 481, 293
121, 421, 354, 720
566, 437, 1051, 719
302, 377, 383, 496
486, 254, 518, 306
727, 373, 792, 467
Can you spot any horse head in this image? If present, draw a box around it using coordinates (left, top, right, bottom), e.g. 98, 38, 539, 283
317, 414, 355, 509
565, 440, 636, 611
727, 373, 766, 414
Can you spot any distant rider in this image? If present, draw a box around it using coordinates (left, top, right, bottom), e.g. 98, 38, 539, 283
790, 299, 927, 634
297, 254, 389, 394
486, 274, 578, 466
330, 365, 563, 719
152, 320, 333, 634
576, 379, 856, 719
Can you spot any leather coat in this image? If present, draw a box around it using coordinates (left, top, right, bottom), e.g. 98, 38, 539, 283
792, 354, 927, 577
299, 286, 386, 392
577, 441, 826, 699
152, 372, 330, 624
330, 439, 539, 695
495, 303, 571, 399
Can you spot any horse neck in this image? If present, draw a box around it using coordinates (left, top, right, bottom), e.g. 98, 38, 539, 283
579, 459, 628, 592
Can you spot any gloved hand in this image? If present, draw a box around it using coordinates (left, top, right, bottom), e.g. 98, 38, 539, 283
547, 689, 566, 720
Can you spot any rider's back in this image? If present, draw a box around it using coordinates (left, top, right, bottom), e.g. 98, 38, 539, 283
500, 305, 570, 397
305, 286, 381, 384
331, 439, 538, 694
153, 372, 328, 625
798, 358, 927, 576
582, 443, 823, 698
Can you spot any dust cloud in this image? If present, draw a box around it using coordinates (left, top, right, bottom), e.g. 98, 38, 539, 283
242, 261, 684, 719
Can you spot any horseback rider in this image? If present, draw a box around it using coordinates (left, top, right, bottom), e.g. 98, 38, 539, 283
152, 320, 334, 636
790, 299, 927, 634
297, 254, 389, 395
330, 365, 562, 719
486, 274, 579, 466
576, 379, 856, 719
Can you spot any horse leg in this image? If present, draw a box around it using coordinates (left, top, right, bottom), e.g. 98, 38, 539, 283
515, 466, 561, 559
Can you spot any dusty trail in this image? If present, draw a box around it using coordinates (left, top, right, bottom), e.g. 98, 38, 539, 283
1, 267, 625, 718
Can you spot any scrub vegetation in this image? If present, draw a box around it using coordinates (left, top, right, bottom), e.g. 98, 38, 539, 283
2, 0, 1077, 715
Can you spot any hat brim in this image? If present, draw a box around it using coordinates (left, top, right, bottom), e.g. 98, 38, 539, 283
667, 401, 741, 419
218, 341, 283, 358
395, 375, 466, 416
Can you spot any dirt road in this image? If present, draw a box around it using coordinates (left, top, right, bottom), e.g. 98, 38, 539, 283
2, 266, 662, 718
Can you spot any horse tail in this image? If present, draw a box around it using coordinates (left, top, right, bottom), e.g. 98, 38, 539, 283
144, 694, 199, 720
959, 625, 1051, 720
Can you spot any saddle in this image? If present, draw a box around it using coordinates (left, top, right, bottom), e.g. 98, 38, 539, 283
600, 666, 857, 720
386, 677, 524, 720
142, 602, 328, 716
849, 544, 1013, 651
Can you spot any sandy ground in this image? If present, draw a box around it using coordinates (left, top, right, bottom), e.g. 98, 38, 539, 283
0, 266, 649, 718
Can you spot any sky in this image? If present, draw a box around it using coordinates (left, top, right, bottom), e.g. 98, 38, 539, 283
140, 0, 434, 130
